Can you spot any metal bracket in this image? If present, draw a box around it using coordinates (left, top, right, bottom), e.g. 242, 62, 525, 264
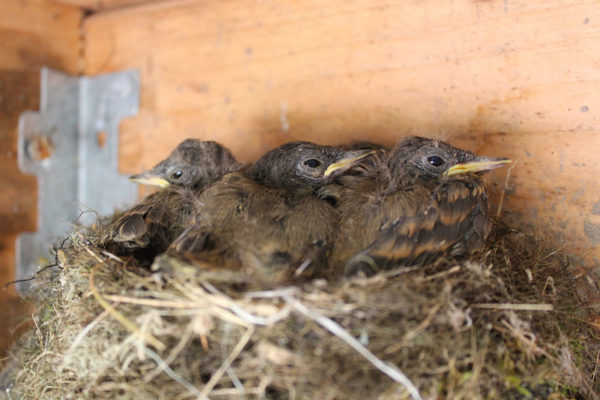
17, 67, 140, 292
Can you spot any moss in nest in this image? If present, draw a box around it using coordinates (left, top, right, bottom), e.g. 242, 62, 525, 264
1, 219, 598, 400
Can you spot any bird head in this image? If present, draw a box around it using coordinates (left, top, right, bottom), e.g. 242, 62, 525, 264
129, 139, 240, 189
249, 141, 374, 192
389, 136, 511, 181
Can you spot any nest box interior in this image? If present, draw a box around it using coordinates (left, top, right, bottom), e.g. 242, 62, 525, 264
1, 0, 599, 362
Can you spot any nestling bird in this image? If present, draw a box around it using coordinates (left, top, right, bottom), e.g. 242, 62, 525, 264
102, 139, 240, 259
159, 141, 373, 285
128, 138, 241, 191
324, 136, 511, 277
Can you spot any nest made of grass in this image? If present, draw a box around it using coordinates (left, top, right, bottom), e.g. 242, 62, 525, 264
1, 219, 599, 400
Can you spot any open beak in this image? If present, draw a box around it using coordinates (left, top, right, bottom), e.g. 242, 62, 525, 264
323, 150, 376, 178
129, 171, 170, 188
444, 156, 512, 176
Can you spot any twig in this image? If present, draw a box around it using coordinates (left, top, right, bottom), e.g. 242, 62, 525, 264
142, 346, 204, 398
202, 282, 291, 326
592, 349, 600, 384
199, 326, 255, 399
170, 281, 250, 327
401, 303, 443, 344
497, 160, 517, 218
420, 265, 461, 282
102, 295, 199, 309
472, 303, 553, 311
84, 247, 105, 264
382, 265, 421, 278
244, 287, 300, 299
3, 263, 60, 289
0, 355, 13, 363
31, 315, 44, 349
4, 236, 72, 289
209, 387, 262, 396
283, 295, 423, 400
226, 366, 244, 396
499, 319, 553, 359
101, 251, 125, 264
145, 330, 192, 383
538, 244, 567, 262
294, 259, 312, 277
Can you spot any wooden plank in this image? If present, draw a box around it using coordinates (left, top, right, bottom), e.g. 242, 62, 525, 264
0, 0, 82, 361
84, 0, 600, 273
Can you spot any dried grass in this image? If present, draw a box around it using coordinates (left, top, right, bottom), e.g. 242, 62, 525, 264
1, 220, 599, 400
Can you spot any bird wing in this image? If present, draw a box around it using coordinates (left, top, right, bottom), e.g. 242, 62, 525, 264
112, 207, 149, 243
345, 177, 489, 275
105, 199, 154, 247
327, 179, 423, 274
104, 187, 197, 252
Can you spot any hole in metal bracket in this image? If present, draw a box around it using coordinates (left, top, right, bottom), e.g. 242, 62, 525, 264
97, 131, 107, 148
26, 135, 54, 161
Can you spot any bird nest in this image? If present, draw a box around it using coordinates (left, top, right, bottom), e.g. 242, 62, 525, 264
1, 218, 599, 400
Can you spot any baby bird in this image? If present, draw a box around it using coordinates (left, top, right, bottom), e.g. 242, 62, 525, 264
161, 141, 372, 284
103, 139, 240, 260
327, 136, 511, 276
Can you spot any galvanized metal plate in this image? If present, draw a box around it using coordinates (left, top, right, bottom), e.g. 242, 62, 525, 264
16, 68, 140, 293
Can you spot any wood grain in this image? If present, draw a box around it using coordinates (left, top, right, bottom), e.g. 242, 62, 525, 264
84, 0, 600, 275
0, 0, 81, 361
52, 0, 162, 11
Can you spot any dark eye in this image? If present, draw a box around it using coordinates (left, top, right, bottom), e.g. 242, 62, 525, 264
303, 159, 321, 168
427, 156, 444, 167
171, 170, 183, 179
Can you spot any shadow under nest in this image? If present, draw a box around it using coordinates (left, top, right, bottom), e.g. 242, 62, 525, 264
1, 219, 599, 400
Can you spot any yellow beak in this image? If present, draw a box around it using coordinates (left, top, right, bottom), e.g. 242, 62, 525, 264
444, 157, 512, 176
129, 173, 170, 188
323, 150, 376, 178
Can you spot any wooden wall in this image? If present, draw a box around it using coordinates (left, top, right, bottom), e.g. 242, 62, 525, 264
0, 0, 81, 359
53, 0, 161, 11
83, 0, 600, 273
